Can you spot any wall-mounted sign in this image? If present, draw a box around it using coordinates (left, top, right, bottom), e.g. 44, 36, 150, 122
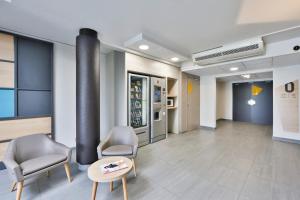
188, 80, 193, 95
276, 80, 299, 133
252, 85, 263, 96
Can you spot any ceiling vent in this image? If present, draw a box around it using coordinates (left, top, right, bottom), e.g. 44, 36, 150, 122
192, 38, 265, 65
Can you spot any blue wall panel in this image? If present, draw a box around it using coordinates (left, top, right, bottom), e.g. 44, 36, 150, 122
0, 89, 15, 118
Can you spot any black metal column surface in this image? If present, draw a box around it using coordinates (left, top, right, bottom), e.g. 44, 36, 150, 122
76, 28, 100, 165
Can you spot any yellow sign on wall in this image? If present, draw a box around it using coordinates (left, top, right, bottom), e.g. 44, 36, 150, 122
188, 81, 193, 95
252, 85, 263, 96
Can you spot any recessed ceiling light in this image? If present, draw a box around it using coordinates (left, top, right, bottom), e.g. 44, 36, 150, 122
241, 74, 251, 79
138, 44, 149, 50
171, 57, 179, 62
230, 67, 239, 71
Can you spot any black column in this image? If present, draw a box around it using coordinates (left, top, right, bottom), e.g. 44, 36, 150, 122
76, 28, 100, 166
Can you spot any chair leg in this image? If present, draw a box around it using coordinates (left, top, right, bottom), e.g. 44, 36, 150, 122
64, 163, 73, 182
10, 182, 17, 192
131, 158, 137, 177
16, 181, 23, 200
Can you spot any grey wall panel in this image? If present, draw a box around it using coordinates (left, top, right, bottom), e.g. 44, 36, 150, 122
17, 38, 52, 90
233, 83, 252, 123
251, 81, 273, 125
18, 90, 52, 117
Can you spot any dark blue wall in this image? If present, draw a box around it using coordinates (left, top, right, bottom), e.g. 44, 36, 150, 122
233, 81, 273, 125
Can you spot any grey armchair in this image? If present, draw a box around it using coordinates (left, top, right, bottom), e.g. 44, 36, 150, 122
97, 126, 138, 176
3, 134, 72, 200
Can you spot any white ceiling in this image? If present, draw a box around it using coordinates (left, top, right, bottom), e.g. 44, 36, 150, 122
1, 0, 300, 58
217, 71, 273, 82
186, 52, 300, 76
124, 33, 188, 64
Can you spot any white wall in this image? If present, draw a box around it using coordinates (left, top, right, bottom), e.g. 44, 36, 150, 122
54, 43, 115, 147
54, 43, 76, 147
216, 81, 233, 120
100, 53, 115, 140
273, 65, 300, 141
224, 82, 233, 120
126, 53, 180, 79
216, 81, 223, 120
200, 76, 216, 128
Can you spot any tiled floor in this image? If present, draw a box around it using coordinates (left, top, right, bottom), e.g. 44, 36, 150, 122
1, 120, 300, 200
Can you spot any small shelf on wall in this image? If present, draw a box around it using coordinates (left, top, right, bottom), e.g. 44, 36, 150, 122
167, 79, 177, 97
166, 77, 179, 135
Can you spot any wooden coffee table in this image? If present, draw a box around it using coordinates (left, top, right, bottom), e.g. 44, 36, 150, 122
88, 156, 133, 200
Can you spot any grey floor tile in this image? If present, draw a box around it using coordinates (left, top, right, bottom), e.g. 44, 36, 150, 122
241, 175, 273, 200
1, 121, 300, 200
217, 168, 248, 192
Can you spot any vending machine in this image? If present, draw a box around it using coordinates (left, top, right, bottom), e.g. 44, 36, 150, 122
128, 73, 150, 146
150, 77, 167, 143
128, 73, 167, 146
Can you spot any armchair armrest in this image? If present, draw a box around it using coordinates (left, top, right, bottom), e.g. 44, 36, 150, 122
3, 159, 23, 182
3, 142, 24, 182
97, 133, 112, 159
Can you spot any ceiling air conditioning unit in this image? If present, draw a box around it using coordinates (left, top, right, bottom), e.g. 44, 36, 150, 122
192, 37, 265, 65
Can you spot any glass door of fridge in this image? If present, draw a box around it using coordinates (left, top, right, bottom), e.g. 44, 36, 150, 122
129, 74, 149, 128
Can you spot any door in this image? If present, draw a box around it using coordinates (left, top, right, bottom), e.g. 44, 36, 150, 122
181, 73, 200, 132
187, 78, 200, 131
233, 83, 252, 123
181, 73, 188, 131
233, 81, 273, 125
150, 77, 167, 143
128, 73, 150, 146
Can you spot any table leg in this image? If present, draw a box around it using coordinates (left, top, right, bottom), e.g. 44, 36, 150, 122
110, 181, 113, 192
91, 182, 98, 200
122, 176, 128, 200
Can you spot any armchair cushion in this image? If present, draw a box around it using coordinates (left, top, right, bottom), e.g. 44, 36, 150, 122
20, 154, 67, 176
102, 145, 133, 156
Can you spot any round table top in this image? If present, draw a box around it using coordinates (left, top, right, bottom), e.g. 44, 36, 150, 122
88, 156, 133, 182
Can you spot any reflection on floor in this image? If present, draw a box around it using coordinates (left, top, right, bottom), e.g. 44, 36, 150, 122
1, 121, 300, 200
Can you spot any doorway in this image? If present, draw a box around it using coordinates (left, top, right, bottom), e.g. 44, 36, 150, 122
216, 71, 273, 126
233, 81, 273, 125
181, 73, 200, 132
